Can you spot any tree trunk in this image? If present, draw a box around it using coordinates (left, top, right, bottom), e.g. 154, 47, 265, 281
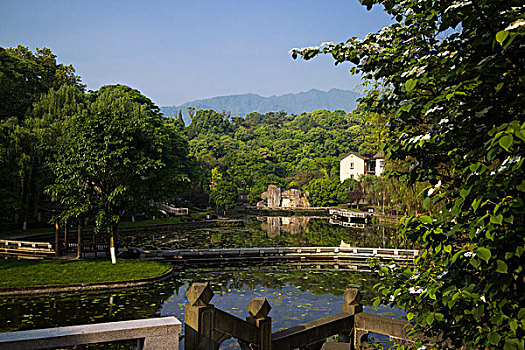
76, 219, 83, 259
109, 223, 119, 264
63, 219, 69, 253
55, 220, 61, 256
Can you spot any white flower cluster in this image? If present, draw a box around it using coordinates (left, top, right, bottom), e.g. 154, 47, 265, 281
427, 180, 442, 196
409, 286, 426, 294
401, 65, 427, 78
409, 134, 431, 143
502, 156, 522, 166
436, 270, 448, 279
288, 46, 320, 55
506, 19, 525, 31
464, 251, 475, 258
444, 1, 472, 13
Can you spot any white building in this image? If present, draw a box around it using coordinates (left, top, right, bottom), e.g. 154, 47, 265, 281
338, 150, 385, 182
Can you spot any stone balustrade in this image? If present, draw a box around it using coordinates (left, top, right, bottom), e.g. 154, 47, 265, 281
0, 317, 182, 350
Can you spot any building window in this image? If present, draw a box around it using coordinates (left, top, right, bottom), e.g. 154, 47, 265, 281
380, 160, 385, 167
350, 162, 354, 169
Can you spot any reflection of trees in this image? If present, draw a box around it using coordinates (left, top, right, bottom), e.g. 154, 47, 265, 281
0, 281, 176, 333
121, 217, 403, 250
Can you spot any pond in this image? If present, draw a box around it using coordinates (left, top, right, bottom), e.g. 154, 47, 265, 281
1, 263, 403, 349
1, 216, 405, 348
122, 216, 401, 250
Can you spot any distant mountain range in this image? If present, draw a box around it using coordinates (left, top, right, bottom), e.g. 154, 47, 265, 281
160, 88, 360, 124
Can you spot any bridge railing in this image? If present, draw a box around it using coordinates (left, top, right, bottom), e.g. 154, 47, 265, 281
133, 246, 418, 263
184, 283, 417, 350
0, 317, 182, 350
0, 239, 54, 259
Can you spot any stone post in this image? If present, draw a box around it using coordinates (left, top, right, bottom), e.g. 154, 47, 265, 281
246, 297, 272, 350
184, 283, 217, 350
341, 288, 363, 350
55, 220, 61, 256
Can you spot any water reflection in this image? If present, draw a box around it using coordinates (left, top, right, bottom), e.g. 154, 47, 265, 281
0, 263, 403, 349
120, 217, 400, 250
259, 216, 311, 237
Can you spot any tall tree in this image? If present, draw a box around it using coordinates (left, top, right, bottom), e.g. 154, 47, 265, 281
292, 1, 524, 349
0, 45, 83, 121
48, 85, 191, 263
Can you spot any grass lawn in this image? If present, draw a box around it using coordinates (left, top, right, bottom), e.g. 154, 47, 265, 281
0, 259, 171, 289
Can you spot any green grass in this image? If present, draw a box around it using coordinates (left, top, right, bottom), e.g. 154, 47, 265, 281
0, 259, 171, 289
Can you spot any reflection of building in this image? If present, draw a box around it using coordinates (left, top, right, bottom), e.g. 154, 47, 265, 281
259, 216, 310, 237
329, 218, 366, 229
338, 150, 385, 182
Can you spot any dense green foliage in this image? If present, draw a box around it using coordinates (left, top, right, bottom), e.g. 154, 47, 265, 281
0, 45, 83, 122
0, 47, 85, 229
185, 108, 385, 205
47, 85, 191, 234
0, 47, 192, 258
293, 0, 524, 349
0, 259, 171, 288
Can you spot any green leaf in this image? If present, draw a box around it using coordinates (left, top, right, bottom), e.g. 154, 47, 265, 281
518, 308, 525, 319
470, 257, 480, 268
509, 319, 518, 333
444, 245, 452, 253
516, 246, 523, 257
503, 32, 518, 50
420, 215, 432, 224
406, 312, 415, 321
472, 197, 482, 211
426, 312, 435, 325
460, 187, 471, 199
499, 135, 513, 152
504, 341, 517, 350
405, 79, 417, 92
496, 30, 509, 46
475, 247, 491, 262
490, 214, 503, 225
496, 260, 508, 273
489, 332, 501, 345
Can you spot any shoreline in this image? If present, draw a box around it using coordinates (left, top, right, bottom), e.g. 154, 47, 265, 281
0, 266, 174, 297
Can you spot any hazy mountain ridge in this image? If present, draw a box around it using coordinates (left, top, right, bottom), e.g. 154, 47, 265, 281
161, 88, 360, 123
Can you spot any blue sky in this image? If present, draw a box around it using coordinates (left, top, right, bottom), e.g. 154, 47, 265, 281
0, 0, 392, 106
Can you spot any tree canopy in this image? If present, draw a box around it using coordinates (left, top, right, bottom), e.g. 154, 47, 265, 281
47, 85, 191, 261
292, 1, 524, 348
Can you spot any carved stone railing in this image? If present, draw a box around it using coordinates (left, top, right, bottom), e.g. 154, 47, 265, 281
184, 283, 363, 350
184, 283, 420, 350
0, 317, 182, 350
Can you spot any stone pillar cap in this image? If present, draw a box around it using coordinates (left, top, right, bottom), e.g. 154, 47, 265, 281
247, 297, 272, 318
343, 288, 362, 305
185, 283, 214, 306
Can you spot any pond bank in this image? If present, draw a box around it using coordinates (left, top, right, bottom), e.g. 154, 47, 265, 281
1, 218, 244, 241
0, 260, 174, 296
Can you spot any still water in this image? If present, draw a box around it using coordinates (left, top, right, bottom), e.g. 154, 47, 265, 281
1, 217, 404, 348
123, 216, 400, 250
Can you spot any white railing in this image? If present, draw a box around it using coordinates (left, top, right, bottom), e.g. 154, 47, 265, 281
133, 246, 418, 262
0, 317, 182, 350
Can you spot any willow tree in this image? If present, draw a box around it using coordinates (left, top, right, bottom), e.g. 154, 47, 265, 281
292, 1, 524, 349
49, 85, 191, 263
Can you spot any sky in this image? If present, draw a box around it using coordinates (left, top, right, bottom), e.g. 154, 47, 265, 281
0, 0, 392, 107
